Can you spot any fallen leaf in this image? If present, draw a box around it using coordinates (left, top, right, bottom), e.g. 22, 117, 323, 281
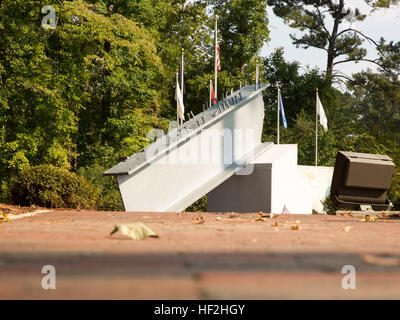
291, 225, 300, 230
0, 213, 10, 223
361, 215, 377, 222
254, 217, 267, 222
192, 216, 205, 225
341, 212, 353, 217
271, 221, 278, 227
110, 222, 159, 240
257, 211, 274, 218
343, 226, 352, 232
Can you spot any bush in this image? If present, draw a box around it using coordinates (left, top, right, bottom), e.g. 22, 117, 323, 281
77, 165, 124, 211
0, 180, 10, 204
388, 169, 400, 211
10, 165, 99, 209
185, 196, 207, 212
321, 196, 339, 215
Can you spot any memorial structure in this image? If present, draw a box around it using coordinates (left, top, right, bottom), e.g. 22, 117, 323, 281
105, 84, 333, 214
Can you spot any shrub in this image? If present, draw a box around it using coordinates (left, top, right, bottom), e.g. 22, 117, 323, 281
77, 165, 124, 211
10, 165, 99, 209
321, 196, 339, 215
0, 180, 10, 204
185, 196, 207, 212
388, 169, 400, 211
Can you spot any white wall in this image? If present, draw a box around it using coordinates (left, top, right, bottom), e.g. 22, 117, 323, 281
298, 166, 334, 213
254, 144, 313, 214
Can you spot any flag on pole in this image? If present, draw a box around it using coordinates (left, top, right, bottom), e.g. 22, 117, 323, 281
211, 82, 217, 106
214, 15, 219, 102
176, 76, 185, 121
279, 92, 288, 129
316, 93, 328, 132
216, 40, 221, 74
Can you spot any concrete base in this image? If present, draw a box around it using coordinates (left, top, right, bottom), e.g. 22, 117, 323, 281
207, 144, 334, 214
298, 166, 334, 213
207, 163, 272, 213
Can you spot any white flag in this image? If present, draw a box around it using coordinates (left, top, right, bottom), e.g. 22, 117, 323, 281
176, 77, 185, 121
317, 93, 328, 132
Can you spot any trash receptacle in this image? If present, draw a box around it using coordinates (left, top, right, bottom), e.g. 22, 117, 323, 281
330, 151, 395, 211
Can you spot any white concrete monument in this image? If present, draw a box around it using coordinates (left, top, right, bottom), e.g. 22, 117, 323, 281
105, 84, 333, 213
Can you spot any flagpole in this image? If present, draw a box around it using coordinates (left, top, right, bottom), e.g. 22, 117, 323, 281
315, 88, 319, 167
255, 62, 259, 90
181, 48, 184, 126
176, 71, 180, 126
214, 15, 218, 101
209, 77, 212, 107
277, 84, 280, 145
181, 48, 184, 102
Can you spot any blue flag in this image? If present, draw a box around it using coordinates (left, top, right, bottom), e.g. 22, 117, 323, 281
280, 93, 288, 129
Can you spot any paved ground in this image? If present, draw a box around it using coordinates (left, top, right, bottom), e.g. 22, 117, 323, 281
1, 209, 400, 299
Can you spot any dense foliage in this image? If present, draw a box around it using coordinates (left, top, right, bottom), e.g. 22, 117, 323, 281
10, 165, 99, 208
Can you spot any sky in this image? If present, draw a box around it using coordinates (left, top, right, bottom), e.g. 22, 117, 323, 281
261, 0, 400, 76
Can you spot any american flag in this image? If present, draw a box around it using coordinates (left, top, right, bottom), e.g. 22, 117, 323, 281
211, 84, 217, 105
216, 40, 221, 73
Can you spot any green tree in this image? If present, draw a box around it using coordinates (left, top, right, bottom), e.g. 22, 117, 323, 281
0, 0, 78, 176
267, 0, 400, 79
211, 0, 270, 76
349, 70, 400, 143
0, 0, 168, 175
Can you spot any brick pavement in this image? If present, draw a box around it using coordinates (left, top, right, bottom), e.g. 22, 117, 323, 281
1, 210, 400, 299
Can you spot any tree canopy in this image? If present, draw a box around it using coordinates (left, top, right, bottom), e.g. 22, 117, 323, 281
267, 0, 400, 80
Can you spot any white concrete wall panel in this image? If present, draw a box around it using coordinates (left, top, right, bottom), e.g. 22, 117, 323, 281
298, 166, 334, 213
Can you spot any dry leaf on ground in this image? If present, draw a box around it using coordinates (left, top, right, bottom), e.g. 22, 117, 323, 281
343, 226, 353, 232
254, 217, 267, 222
0, 213, 10, 223
258, 211, 270, 218
291, 225, 300, 230
110, 222, 159, 240
271, 221, 278, 227
258, 212, 277, 218
340, 212, 353, 217
361, 215, 377, 222
192, 216, 205, 225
